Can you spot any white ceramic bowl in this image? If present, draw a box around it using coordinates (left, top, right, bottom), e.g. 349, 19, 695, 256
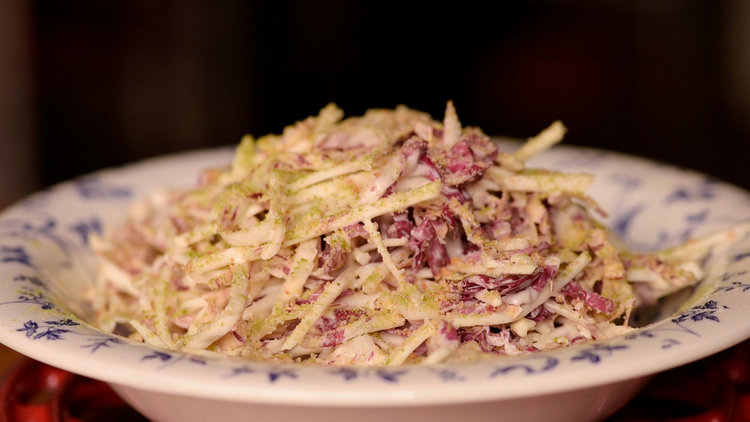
0, 144, 749, 422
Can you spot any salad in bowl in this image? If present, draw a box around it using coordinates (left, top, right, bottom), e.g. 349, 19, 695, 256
0, 103, 748, 422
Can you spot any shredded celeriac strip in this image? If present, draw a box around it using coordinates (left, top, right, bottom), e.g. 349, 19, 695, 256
386, 321, 438, 365
274, 239, 319, 304
362, 219, 406, 287
498, 173, 594, 195
511, 120, 567, 163
181, 265, 250, 349
281, 266, 358, 351
284, 181, 442, 246
289, 157, 374, 192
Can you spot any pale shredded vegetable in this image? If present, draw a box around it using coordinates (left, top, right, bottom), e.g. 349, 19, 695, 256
86, 103, 743, 365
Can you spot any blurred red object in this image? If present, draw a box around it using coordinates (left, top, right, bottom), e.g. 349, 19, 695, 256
0, 358, 146, 422
606, 339, 750, 422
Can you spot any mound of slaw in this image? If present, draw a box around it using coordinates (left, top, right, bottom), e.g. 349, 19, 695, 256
86, 103, 726, 365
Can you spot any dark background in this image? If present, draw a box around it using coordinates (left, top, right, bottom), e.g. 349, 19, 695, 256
2, 0, 749, 204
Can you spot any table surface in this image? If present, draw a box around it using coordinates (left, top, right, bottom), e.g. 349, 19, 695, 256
1, 341, 748, 422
